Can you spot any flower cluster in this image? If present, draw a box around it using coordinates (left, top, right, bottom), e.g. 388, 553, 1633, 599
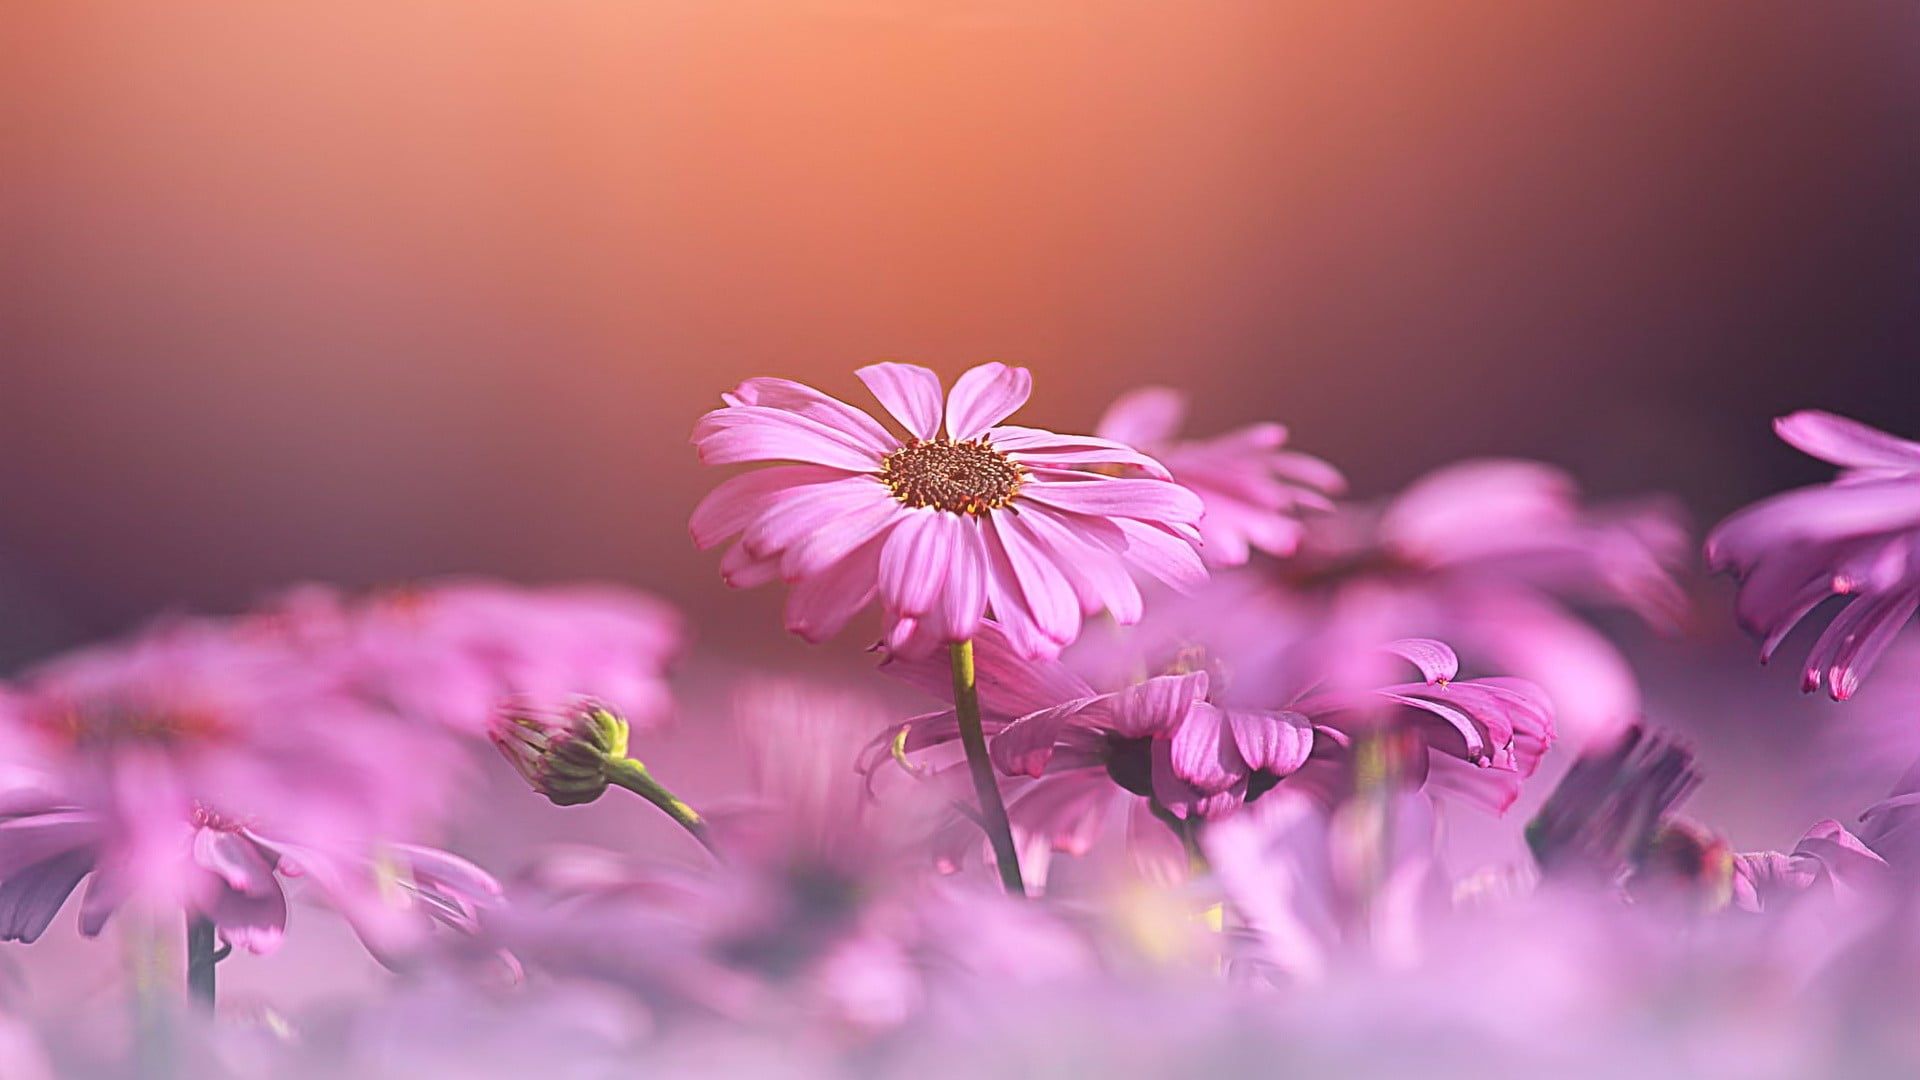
7, 368, 1920, 1078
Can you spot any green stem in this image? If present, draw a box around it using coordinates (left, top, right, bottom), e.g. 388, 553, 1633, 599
185, 916, 217, 1010
951, 640, 1026, 897
606, 757, 720, 857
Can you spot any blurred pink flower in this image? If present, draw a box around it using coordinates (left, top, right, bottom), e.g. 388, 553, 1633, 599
1733, 818, 1887, 913
690, 362, 1206, 659
0, 616, 497, 961
499, 680, 1090, 1037
875, 625, 1551, 887
1205, 785, 1445, 982
1286, 459, 1687, 745
268, 579, 681, 735
1707, 410, 1920, 700
1095, 385, 1345, 566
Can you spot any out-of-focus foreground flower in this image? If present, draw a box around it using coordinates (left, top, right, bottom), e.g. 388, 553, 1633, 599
1709, 409, 1920, 700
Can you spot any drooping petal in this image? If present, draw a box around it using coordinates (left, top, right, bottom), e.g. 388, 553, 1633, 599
856, 362, 945, 442
746, 476, 895, 560
986, 514, 1083, 651
1170, 702, 1250, 792
786, 536, 887, 643
208, 880, 289, 955
1113, 519, 1209, 593
991, 696, 1110, 777
778, 495, 904, 581
1107, 671, 1208, 738
192, 828, 280, 898
1227, 708, 1314, 775
878, 509, 960, 619
1011, 506, 1144, 624
1380, 639, 1460, 685
0, 852, 93, 944
945, 363, 1033, 441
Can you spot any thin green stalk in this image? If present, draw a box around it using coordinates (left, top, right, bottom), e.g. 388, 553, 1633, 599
951, 639, 1026, 897
606, 757, 720, 857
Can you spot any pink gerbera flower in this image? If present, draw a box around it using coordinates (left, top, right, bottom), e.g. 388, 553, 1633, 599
690, 363, 1207, 659
1707, 410, 1920, 700
1095, 386, 1345, 566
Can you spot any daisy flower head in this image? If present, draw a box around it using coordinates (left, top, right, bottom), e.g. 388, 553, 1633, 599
690, 362, 1208, 659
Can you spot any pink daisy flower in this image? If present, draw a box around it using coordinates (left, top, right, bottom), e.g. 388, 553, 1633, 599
1095, 386, 1345, 566
690, 362, 1207, 659
1707, 410, 1920, 700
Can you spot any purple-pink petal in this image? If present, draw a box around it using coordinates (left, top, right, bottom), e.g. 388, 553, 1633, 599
856, 362, 946, 442
944, 362, 1032, 442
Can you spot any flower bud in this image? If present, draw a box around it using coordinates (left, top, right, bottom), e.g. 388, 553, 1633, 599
490, 701, 630, 806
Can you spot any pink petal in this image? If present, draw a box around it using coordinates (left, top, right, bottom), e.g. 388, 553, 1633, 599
209, 881, 288, 955
945, 363, 1032, 441
991, 696, 1108, 776
879, 509, 959, 619
725, 377, 899, 455
192, 828, 279, 898
936, 523, 990, 641
693, 406, 886, 472
1112, 519, 1209, 592
987, 514, 1083, 650
856, 363, 945, 442
0, 852, 92, 944
1109, 671, 1209, 738
779, 495, 905, 581
1094, 386, 1185, 448
992, 426, 1173, 480
747, 477, 895, 560
718, 541, 781, 588
1227, 708, 1313, 774
1170, 702, 1248, 792
1381, 639, 1460, 685
690, 465, 847, 548
785, 536, 886, 643
1020, 476, 1204, 525
1775, 410, 1920, 473
1012, 506, 1143, 624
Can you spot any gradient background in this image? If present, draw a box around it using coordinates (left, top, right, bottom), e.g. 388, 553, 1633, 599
4, 1, 1918, 674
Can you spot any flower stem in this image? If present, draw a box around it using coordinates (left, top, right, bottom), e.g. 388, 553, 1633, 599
606, 757, 719, 857
951, 639, 1026, 897
185, 915, 217, 1010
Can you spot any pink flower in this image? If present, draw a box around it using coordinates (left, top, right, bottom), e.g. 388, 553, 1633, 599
1096, 386, 1345, 566
269, 579, 681, 735
1707, 410, 1920, 700
0, 615, 496, 960
0, 792, 500, 962
1286, 459, 1687, 744
690, 363, 1207, 658
874, 624, 1551, 887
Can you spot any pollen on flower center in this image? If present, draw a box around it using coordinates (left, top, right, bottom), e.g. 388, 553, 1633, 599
877, 438, 1025, 515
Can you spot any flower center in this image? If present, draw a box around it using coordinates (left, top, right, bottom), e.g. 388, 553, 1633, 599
877, 438, 1024, 515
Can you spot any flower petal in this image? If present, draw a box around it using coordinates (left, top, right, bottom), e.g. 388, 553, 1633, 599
1381, 639, 1460, 685
1021, 476, 1204, 526
0, 851, 92, 944
693, 406, 886, 471
987, 514, 1082, 651
725, 377, 898, 455
690, 465, 849, 549
878, 509, 959, 619
1094, 386, 1186, 448
856, 363, 945, 442
1227, 708, 1314, 774
1108, 672, 1209, 739
1170, 702, 1249, 792
945, 363, 1032, 441
786, 535, 887, 643
1775, 410, 1920, 473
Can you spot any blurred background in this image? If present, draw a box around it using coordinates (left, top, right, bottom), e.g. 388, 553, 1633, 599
3, 1, 1917, 674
